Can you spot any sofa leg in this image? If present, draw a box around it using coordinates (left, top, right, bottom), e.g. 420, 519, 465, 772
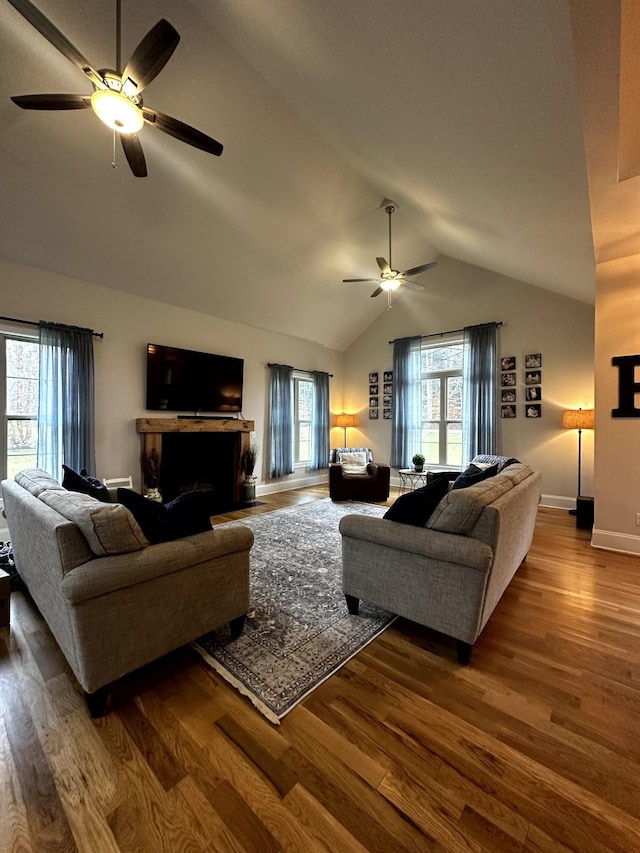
230, 614, 246, 640
85, 686, 109, 718
455, 640, 473, 665
345, 594, 360, 615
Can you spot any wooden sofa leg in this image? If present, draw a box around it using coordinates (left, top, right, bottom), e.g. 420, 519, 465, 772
345, 594, 360, 615
230, 614, 246, 640
85, 686, 110, 718
455, 640, 473, 665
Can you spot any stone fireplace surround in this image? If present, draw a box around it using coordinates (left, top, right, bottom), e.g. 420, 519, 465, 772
135, 418, 255, 507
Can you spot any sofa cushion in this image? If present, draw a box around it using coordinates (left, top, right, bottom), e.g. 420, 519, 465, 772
452, 463, 499, 490
62, 464, 112, 502
427, 474, 515, 534
15, 468, 66, 497
384, 475, 449, 527
38, 489, 148, 556
116, 488, 213, 544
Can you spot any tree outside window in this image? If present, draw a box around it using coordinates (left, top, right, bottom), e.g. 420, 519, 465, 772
4, 337, 39, 479
294, 376, 313, 464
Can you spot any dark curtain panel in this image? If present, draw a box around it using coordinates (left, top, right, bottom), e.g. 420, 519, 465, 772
390, 336, 422, 468
462, 322, 499, 463
311, 370, 330, 469
268, 363, 294, 478
37, 321, 96, 479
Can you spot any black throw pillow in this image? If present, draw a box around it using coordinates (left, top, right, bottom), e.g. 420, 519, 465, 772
62, 464, 112, 502
117, 488, 213, 544
383, 475, 449, 527
451, 463, 499, 490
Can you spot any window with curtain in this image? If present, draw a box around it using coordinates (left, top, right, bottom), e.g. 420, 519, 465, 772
392, 323, 499, 469
0, 332, 39, 481
268, 364, 330, 477
37, 322, 96, 480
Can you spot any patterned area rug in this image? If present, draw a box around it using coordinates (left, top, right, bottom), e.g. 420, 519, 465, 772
192, 498, 394, 723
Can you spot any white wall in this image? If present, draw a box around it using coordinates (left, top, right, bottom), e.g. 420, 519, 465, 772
342, 255, 595, 506
0, 259, 345, 495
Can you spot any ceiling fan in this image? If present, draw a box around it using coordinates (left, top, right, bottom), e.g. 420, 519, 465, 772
7, 0, 223, 177
343, 203, 437, 307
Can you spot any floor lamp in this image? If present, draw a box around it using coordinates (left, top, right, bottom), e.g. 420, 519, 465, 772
336, 413, 357, 447
562, 407, 594, 512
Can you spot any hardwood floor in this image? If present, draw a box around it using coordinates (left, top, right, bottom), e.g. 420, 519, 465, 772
1, 487, 640, 851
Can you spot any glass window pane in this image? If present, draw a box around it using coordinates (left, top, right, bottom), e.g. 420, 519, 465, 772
421, 343, 463, 372
6, 339, 39, 379
447, 376, 463, 420
7, 418, 38, 477
297, 380, 313, 420
7, 377, 39, 416
421, 422, 440, 464
446, 422, 463, 466
421, 378, 441, 420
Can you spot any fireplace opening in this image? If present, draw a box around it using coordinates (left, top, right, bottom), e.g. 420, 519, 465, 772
159, 432, 238, 512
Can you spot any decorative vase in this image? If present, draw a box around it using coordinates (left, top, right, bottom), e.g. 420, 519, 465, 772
242, 476, 257, 504
145, 487, 162, 502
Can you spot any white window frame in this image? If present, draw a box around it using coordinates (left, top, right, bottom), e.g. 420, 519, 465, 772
420, 337, 464, 469
0, 328, 39, 484
293, 372, 314, 466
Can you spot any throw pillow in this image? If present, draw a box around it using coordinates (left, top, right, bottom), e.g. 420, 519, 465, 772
62, 464, 111, 502
117, 488, 213, 544
383, 475, 449, 526
334, 447, 372, 463
451, 463, 499, 490
339, 451, 368, 475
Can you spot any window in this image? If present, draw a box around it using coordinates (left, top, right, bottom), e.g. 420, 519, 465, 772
1, 334, 39, 481
293, 374, 313, 464
420, 339, 463, 467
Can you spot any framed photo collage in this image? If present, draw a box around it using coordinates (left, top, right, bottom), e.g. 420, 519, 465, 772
500, 353, 542, 419
369, 371, 393, 419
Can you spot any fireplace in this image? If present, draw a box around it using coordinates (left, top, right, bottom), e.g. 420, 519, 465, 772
136, 418, 254, 508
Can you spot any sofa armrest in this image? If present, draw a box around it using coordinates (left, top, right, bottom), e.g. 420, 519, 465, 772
62, 524, 253, 604
339, 514, 492, 572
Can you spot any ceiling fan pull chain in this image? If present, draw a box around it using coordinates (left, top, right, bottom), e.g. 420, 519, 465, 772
111, 129, 118, 169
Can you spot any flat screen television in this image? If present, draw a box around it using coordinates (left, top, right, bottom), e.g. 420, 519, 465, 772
146, 343, 243, 414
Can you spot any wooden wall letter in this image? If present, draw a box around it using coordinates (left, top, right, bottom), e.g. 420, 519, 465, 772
612, 354, 640, 417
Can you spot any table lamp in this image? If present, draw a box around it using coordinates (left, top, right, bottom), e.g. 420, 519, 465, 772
562, 407, 594, 499
336, 413, 357, 447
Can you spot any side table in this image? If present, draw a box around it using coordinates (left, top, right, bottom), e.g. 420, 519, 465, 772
0, 568, 10, 627
398, 468, 428, 493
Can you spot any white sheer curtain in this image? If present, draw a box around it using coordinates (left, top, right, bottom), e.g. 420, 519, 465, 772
37, 321, 96, 479
390, 336, 422, 469
462, 322, 500, 464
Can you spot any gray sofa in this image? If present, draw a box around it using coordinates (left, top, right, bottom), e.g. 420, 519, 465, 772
2, 469, 253, 716
339, 459, 541, 663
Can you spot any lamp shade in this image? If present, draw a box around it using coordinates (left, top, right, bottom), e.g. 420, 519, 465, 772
562, 409, 595, 430
336, 413, 357, 429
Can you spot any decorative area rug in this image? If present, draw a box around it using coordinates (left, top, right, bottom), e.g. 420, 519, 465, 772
192, 499, 394, 723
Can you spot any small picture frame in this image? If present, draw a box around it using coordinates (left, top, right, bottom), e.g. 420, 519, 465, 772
369, 372, 379, 384
369, 396, 378, 408
501, 372, 516, 387
383, 394, 392, 406
501, 389, 516, 403
501, 405, 516, 419
501, 356, 516, 371
525, 353, 542, 369
369, 384, 379, 395
383, 408, 392, 419
383, 383, 393, 395
369, 408, 379, 419
526, 404, 541, 418
383, 371, 393, 382
525, 386, 541, 401
525, 371, 541, 385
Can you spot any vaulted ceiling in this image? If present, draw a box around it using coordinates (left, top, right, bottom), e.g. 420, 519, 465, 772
0, 1, 599, 350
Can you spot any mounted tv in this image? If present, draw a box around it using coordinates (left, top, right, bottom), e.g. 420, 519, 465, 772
146, 343, 243, 414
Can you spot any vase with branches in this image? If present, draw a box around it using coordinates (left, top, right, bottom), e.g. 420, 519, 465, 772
240, 444, 260, 503
141, 447, 162, 500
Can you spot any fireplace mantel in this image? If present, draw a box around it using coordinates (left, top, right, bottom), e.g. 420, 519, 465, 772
135, 418, 255, 501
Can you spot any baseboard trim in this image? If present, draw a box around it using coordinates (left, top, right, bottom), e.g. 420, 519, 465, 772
590, 528, 640, 556
257, 473, 327, 496
540, 494, 575, 510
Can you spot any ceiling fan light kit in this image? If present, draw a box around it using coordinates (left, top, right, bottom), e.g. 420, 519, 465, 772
342, 202, 437, 307
7, 0, 224, 177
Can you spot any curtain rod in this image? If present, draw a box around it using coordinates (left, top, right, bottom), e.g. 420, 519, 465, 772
267, 362, 333, 377
0, 314, 104, 338
389, 321, 502, 345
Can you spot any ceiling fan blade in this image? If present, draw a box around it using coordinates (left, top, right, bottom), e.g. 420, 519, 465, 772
11, 93, 91, 110
343, 278, 379, 283
121, 19, 180, 96
370, 287, 384, 298
376, 257, 391, 274
142, 107, 223, 156
6, 0, 104, 87
120, 134, 147, 177
401, 261, 438, 277
401, 280, 426, 292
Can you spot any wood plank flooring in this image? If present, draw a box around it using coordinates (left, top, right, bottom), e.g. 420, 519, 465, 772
1, 486, 640, 851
